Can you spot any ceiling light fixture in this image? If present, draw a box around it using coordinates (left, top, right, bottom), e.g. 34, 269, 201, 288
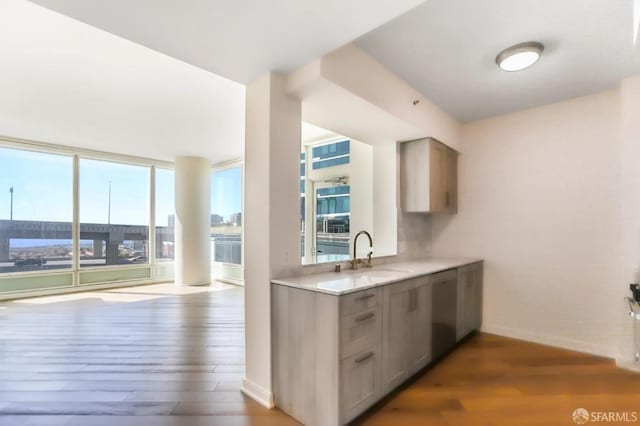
495, 41, 544, 72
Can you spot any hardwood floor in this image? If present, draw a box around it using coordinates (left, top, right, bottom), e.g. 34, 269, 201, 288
2, 284, 639, 426
0, 283, 299, 426
358, 333, 640, 425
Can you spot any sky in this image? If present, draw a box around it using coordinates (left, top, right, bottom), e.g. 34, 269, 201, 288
0, 147, 241, 226
0, 147, 74, 222
211, 166, 242, 220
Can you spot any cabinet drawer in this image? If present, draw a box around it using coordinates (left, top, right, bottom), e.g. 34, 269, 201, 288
340, 306, 381, 359
340, 287, 381, 317
340, 344, 382, 424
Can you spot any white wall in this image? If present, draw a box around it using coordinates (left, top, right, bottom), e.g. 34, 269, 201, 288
244, 73, 301, 407
430, 89, 623, 357
347, 140, 374, 257
618, 76, 640, 363
372, 143, 398, 258
322, 44, 461, 150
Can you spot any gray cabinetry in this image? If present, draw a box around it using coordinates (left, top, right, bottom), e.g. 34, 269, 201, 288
340, 344, 382, 422
457, 262, 484, 341
381, 276, 433, 395
400, 138, 458, 214
272, 262, 482, 426
406, 278, 432, 375
381, 279, 412, 392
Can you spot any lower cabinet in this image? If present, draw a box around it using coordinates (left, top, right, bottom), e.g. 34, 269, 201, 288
407, 278, 432, 374
381, 277, 432, 393
340, 345, 382, 422
381, 280, 412, 392
272, 262, 482, 426
457, 262, 483, 341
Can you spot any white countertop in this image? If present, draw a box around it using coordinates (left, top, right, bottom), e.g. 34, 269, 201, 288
271, 258, 483, 295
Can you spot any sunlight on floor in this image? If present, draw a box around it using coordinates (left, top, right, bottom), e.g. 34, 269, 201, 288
11, 282, 237, 305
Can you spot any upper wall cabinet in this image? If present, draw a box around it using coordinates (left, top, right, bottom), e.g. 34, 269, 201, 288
400, 138, 457, 214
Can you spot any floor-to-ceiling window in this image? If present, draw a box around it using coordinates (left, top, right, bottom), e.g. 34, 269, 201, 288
154, 167, 175, 280
78, 159, 150, 285
210, 164, 243, 284
79, 159, 150, 267
0, 147, 74, 291
0, 138, 175, 297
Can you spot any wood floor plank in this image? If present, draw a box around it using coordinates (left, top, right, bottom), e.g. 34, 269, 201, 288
0, 415, 73, 426
0, 283, 299, 425
358, 332, 640, 425
0, 391, 131, 402
4, 283, 639, 425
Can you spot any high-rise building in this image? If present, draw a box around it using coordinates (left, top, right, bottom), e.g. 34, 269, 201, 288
211, 214, 224, 225
230, 212, 242, 226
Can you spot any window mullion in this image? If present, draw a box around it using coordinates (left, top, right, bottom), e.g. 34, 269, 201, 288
72, 154, 80, 285
149, 166, 156, 279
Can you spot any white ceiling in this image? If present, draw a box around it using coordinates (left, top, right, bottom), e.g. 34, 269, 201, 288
301, 122, 341, 145
0, 0, 245, 163
29, 0, 427, 84
357, 0, 640, 122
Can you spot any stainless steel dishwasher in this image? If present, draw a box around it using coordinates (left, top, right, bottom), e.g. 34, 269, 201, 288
431, 269, 458, 360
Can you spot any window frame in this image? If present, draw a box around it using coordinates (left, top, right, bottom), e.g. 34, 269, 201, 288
301, 137, 351, 265
210, 159, 244, 285
0, 134, 175, 296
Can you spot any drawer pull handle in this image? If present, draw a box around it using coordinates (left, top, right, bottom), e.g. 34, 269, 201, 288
355, 312, 375, 322
355, 352, 375, 364
356, 294, 375, 301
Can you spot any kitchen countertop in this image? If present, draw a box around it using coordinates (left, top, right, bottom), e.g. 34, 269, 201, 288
271, 258, 483, 295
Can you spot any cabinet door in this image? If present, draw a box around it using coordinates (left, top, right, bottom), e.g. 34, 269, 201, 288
381, 280, 411, 393
457, 263, 483, 339
341, 345, 382, 423
406, 278, 432, 375
445, 147, 458, 213
429, 141, 447, 212
401, 138, 457, 213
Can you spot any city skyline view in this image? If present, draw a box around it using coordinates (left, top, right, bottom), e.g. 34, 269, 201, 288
1, 146, 244, 271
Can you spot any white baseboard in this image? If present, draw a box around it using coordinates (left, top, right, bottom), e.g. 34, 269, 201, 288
241, 378, 274, 409
616, 357, 640, 372
482, 323, 615, 359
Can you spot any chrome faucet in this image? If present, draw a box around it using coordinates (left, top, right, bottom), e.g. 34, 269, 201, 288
351, 230, 373, 270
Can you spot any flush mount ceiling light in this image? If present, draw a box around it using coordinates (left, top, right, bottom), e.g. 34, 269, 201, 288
495, 41, 544, 72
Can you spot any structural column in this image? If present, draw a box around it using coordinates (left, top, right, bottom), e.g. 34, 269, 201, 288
105, 241, 120, 265
175, 156, 211, 286
92, 240, 103, 258
243, 73, 301, 407
0, 236, 9, 261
